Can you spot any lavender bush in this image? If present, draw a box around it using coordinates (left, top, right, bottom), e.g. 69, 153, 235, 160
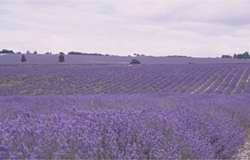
0, 94, 248, 159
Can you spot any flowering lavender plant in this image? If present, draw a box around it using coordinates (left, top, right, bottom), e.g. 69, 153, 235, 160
0, 94, 248, 159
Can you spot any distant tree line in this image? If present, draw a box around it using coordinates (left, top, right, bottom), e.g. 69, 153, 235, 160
0, 49, 39, 55
0, 49, 112, 56
221, 51, 250, 59
68, 51, 108, 56
233, 51, 250, 59
0, 49, 15, 54
1, 48, 145, 65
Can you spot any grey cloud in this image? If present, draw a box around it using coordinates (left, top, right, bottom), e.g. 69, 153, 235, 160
0, 0, 250, 57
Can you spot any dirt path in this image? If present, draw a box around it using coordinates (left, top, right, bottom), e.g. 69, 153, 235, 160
235, 129, 250, 159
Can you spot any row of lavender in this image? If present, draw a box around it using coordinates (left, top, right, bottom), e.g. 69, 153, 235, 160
0, 64, 250, 95
0, 94, 249, 159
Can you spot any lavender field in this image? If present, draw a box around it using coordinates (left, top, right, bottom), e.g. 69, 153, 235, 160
0, 63, 250, 159
1, 63, 250, 95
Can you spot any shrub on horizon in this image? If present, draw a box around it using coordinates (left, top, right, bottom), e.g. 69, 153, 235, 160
130, 59, 141, 65
221, 55, 232, 59
59, 52, 65, 63
45, 52, 52, 55
26, 50, 31, 54
21, 54, 27, 63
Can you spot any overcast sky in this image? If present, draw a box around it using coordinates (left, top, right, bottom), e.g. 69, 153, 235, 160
1, 0, 250, 57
